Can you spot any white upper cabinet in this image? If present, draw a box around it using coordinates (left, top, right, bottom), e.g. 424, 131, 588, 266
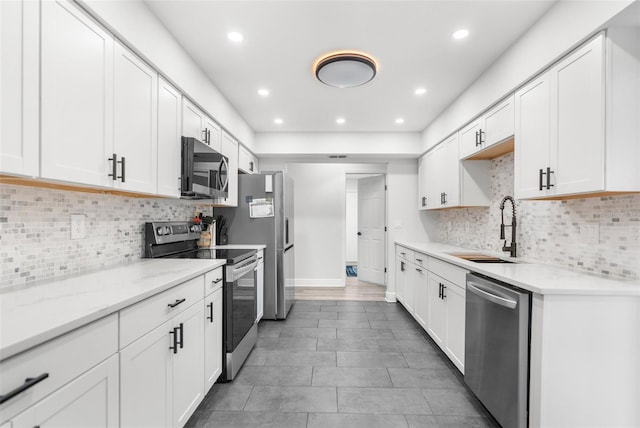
515, 32, 640, 199
157, 77, 182, 198
459, 95, 514, 160
238, 144, 258, 174
418, 133, 489, 210
40, 0, 114, 187
113, 42, 158, 194
217, 131, 238, 207
182, 98, 221, 151
0, 0, 38, 177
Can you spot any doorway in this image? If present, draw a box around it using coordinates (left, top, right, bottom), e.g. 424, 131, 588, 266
345, 173, 386, 290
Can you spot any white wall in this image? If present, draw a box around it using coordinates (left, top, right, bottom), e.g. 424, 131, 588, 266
79, 0, 255, 149
421, 0, 635, 151
255, 132, 422, 157
260, 158, 435, 299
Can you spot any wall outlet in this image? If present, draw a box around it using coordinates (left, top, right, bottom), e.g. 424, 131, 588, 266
71, 214, 85, 240
579, 222, 599, 245
632, 226, 640, 242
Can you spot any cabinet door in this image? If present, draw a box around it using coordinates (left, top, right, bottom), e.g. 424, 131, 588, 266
157, 78, 182, 197
204, 116, 222, 153
442, 134, 460, 207
426, 273, 446, 348
113, 42, 158, 194
238, 145, 252, 174
219, 131, 238, 207
40, 0, 114, 187
395, 257, 406, 304
417, 154, 429, 210
172, 301, 204, 428
402, 262, 416, 315
413, 267, 428, 328
0, 0, 38, 176
120, 320, 172, 428
256, 258, 264, 322
514, 73, 552, 199
11, 355, 118, 428
552, 34, 605, 195
444, 281, 465, 373
426, 145, 445, 209
483, 95, 514, 148
204, 288, 223, 392
182, 98, 205, 142
459, 119, 481, 160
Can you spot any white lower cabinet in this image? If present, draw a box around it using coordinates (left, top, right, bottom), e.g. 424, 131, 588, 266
256, 250, 265, 322
394, 245, 467, 373
204, 287, 223, 392
120, 284, 205, 428
11, 355, 119, 428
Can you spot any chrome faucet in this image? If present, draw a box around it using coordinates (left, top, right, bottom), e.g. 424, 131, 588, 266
499, 196, 517, 258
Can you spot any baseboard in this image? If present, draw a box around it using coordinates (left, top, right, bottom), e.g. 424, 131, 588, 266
295, 279, 345, 287
385, 290, 397, 303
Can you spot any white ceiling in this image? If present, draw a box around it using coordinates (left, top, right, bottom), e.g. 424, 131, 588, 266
145, 0, 557, 133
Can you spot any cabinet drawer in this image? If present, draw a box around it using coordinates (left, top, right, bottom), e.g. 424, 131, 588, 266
413, 252, 428, 268
0, 314, 118, 423
429, 258, 468, 287
396, 246, 414, 261
204, 267, 224, 296
120, 276, 204, 348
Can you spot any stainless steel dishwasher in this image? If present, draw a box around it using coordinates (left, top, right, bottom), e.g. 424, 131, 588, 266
464, 273, 531, 428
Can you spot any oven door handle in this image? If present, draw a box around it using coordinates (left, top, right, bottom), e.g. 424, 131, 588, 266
467, 282, 517, 309
231, 257, 258, 280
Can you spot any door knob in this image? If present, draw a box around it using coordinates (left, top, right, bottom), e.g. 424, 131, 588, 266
357, 232, 362, 236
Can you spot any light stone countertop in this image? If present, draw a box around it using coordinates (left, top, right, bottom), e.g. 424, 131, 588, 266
0, 258, 226, 361
209, 244, 267, 250
396, 241, 640, 296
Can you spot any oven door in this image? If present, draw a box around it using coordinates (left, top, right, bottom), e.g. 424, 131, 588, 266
225, 255, 258, 352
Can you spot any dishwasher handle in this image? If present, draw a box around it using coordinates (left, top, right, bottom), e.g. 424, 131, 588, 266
467, 281, 517, 309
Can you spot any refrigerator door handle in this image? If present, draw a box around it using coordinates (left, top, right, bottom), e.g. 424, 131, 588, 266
285, 218, 290, 245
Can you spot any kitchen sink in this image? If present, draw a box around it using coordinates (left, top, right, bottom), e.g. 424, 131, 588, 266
447, 252, 516, 264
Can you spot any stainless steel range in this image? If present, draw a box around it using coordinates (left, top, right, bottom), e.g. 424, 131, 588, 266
145, 221, 258, 381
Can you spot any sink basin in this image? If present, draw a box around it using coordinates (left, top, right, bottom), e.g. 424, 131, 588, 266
446, 252, 516, 264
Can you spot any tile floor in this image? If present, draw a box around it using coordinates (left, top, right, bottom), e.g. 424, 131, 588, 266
185, 300, 500, 428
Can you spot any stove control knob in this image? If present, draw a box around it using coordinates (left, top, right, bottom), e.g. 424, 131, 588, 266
164, 226, 171, 235
190, 224, 200, 233
156, 227, 164, 236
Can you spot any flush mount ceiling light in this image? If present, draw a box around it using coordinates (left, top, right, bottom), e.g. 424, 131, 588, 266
314, 51, 378, 88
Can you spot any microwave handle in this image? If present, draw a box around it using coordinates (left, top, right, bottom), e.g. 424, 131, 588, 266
218, 156, 229, 192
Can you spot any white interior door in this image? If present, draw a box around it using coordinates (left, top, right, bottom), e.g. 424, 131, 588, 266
357, 175, 386, 285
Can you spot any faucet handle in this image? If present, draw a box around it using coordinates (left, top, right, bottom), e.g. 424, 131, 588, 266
500, 224, 506, 240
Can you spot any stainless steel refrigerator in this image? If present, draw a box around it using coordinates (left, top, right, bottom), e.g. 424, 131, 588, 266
216, 171, 294, 319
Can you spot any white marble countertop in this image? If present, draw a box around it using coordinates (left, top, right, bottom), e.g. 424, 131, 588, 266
396, 241, 640, 296
0, 258, 226, 361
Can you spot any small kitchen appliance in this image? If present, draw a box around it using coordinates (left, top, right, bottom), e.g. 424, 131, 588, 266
145, 221, 257, 381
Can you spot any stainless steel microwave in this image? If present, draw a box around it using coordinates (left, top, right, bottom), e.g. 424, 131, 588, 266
181, 137, 229, 199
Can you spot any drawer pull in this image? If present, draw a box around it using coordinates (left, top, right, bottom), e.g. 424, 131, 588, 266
0, 373, 49, 404
207, 302, 214, 322
168, 298, 186, 308
415, 258, 423, 262
211, 278, 223, 285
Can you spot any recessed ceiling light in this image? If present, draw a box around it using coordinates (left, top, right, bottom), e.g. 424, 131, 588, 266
415, 87, 427, 96
227, 31, 244, 43
274, 118, 283, 125
258, 88, 269, 97
314, 51, 378, 88
395, 118, 405, 124
452, 29, 469, 40
336, 117, 346, 125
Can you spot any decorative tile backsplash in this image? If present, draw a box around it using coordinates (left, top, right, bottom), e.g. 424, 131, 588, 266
439, 153, 640, 280
0, 184, 210, 288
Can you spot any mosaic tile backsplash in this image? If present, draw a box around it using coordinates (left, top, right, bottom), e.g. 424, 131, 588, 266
438, 153, 640, 280
0, 184, 210, 288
